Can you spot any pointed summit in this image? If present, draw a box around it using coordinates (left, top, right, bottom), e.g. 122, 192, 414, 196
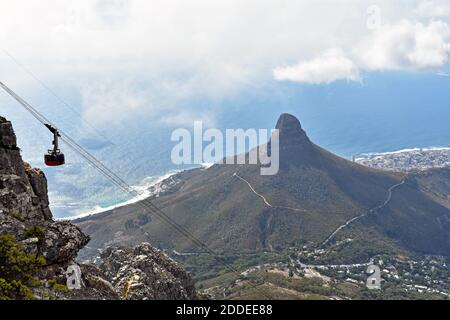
275, 113, 302, 131
275, 113, 309, 142
272, 113, 317, 169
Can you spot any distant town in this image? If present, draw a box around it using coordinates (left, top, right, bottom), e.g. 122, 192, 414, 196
355, 148, 450, 172
291, 243, 450, 298
194, 244, 450, 300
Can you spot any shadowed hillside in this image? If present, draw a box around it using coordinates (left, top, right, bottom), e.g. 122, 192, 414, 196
76, 114, 450, 263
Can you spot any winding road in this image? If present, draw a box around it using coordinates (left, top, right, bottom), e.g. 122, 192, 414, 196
233, 172, 307, 251
320, 179, 406, 248
233, 173, 306, 212
233, 172, 407, 250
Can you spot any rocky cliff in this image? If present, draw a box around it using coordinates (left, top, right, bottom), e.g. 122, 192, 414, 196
98, 243, 197, 300
0, 115, 196, 300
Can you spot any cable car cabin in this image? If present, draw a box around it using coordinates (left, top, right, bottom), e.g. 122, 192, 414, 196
45, 150, 65, 166
44, 123, 65, 166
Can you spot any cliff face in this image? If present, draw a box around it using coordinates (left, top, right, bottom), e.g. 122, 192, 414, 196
0, 115, 196, 300
0, 116, 88, 266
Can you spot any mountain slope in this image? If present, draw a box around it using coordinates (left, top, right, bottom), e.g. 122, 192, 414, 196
76, 114, 450, 261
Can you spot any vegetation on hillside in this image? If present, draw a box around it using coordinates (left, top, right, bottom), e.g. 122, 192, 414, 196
0, 235, 46, 300
178, 251, 290, 283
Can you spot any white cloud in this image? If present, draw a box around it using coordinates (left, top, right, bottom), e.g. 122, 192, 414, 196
1, 0, 450, 121
416, 0, 450, 18
356, 20, 450, 70
159, 111, 216, 127
274, 18, 450, 84
80, 80, 152, 126
273, 49, 360, 84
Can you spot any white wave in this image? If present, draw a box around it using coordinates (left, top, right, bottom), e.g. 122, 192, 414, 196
63, 170, 182, 220
200, 162, 215, 169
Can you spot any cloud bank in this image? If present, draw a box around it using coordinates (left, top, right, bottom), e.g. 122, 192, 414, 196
274, 18, 450, 84
274, 49, 360, 84
358, 20, 450, 70
0, 0, 450, 123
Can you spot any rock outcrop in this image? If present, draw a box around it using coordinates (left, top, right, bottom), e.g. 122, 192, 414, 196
99, 243, 197, 300
0, 115, 196, 300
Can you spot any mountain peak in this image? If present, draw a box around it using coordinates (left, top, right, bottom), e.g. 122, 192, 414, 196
275, 113, 307, 141
275, 113, 302, 131
272, 113, 317, 169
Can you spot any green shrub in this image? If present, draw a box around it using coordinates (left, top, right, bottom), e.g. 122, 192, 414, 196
23, 226, 46, 242
0, 234, 46, 300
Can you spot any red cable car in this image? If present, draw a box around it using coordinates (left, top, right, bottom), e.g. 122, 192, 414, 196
44, 124, 65, 166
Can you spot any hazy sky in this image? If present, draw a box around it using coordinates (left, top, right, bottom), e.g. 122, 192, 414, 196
2, 0, 450, 217
1, 0, 450, 127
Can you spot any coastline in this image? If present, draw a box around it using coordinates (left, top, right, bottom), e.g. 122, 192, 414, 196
355, 146, 450, 160
62, 170, 182, 221
62, 163, 214, 221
